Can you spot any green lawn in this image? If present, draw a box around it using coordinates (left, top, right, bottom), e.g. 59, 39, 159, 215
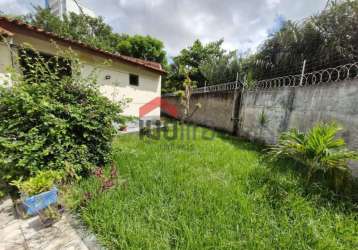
67, 124, 358, 250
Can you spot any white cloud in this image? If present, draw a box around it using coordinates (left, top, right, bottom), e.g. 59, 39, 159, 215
267, 0, 281, 9
0, 0, 328, 56
0, 0, 27, 14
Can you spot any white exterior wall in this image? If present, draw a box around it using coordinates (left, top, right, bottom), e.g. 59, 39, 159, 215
82, 63, 161, 119
0, 42, 12, 72
0, 33, 162, 120
0, 42, 13, 85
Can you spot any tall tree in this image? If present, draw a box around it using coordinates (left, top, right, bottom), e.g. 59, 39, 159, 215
116, 35, 167, 65
246, 0, 358, 80
199, 51, 241, 85
164, 39, 239, 92
23, 8, 168, 65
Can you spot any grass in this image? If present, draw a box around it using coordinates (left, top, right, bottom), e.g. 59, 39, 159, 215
66, 124, 358, 249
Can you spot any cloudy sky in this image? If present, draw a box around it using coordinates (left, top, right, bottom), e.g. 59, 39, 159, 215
0, 0, 327, 56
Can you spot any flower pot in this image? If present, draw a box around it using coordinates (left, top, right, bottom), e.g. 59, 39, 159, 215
22, 187, 58, 216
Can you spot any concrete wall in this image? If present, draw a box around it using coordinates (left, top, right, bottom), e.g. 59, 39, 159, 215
239, 81, 358, 145
239, 80, 358, 175
163, 80, 358, 175
0, 33, 161, 119
164, 91, 236, 133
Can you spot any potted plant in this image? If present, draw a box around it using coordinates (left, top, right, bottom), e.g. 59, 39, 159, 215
10, 170, 63, 217
38, 204, 64, 227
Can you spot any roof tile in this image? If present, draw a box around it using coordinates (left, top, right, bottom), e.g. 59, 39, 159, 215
0, 16, 165, 75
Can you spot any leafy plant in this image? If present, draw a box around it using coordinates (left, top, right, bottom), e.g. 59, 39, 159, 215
258, 110, 268, 127
39, 204, 64, 227
0, 190, 5, 199
0, 45, 126, 183
10, 170, 63, 196
78, 164, 120, 207
268, 122, 358, 192
41, 206, 61, 220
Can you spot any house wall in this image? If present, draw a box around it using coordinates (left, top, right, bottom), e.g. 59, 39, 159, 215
0, 42, 12, 85
0, 33, 161, 119
0, 42, 12, 71
81, 63, 161, 118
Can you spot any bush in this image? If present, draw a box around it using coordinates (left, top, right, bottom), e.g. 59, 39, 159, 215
268, 122, 358, 192
0, 46, 126, 184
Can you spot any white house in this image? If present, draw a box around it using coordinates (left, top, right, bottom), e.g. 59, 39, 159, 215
0, 17, 165, 121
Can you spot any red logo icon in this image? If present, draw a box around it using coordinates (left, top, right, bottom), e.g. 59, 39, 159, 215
139, 97, 178, 118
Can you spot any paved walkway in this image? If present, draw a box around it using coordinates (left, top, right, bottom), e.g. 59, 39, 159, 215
0, 198, 100, 250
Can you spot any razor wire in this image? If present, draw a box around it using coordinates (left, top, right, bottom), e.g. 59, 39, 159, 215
251, 61, 358, 90
163, 61, 358, 96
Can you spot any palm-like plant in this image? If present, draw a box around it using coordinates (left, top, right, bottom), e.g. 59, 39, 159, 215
268, 122, 358, 191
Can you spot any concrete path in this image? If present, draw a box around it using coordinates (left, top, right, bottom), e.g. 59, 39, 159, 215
0, 198, 99, 250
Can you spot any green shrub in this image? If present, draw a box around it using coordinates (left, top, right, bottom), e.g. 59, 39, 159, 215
268, 122, 358, 192
258, 110, 268, 127
10, 170, 63, 196
0, 46, 126, 183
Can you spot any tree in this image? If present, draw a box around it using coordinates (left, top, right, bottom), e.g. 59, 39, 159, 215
25, 8, 120, 52
199, 51, 241, 85
174, 40, 225, 85
165, 39, 240, 92
176, 68, 201, 123
246, 0, 358, 80
23, 8, 168, 65
116, 35, 167, 65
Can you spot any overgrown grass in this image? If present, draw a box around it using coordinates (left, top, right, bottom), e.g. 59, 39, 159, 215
66, 124, 358, 249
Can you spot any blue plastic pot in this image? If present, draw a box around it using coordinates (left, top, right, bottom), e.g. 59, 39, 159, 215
23, 187, 58, 216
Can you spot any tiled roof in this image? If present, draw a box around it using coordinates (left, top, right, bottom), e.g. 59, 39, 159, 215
0, 26, 14, 37
0, 16, 166, 75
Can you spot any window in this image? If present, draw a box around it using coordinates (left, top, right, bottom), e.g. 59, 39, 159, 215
129, 74, 139, 86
